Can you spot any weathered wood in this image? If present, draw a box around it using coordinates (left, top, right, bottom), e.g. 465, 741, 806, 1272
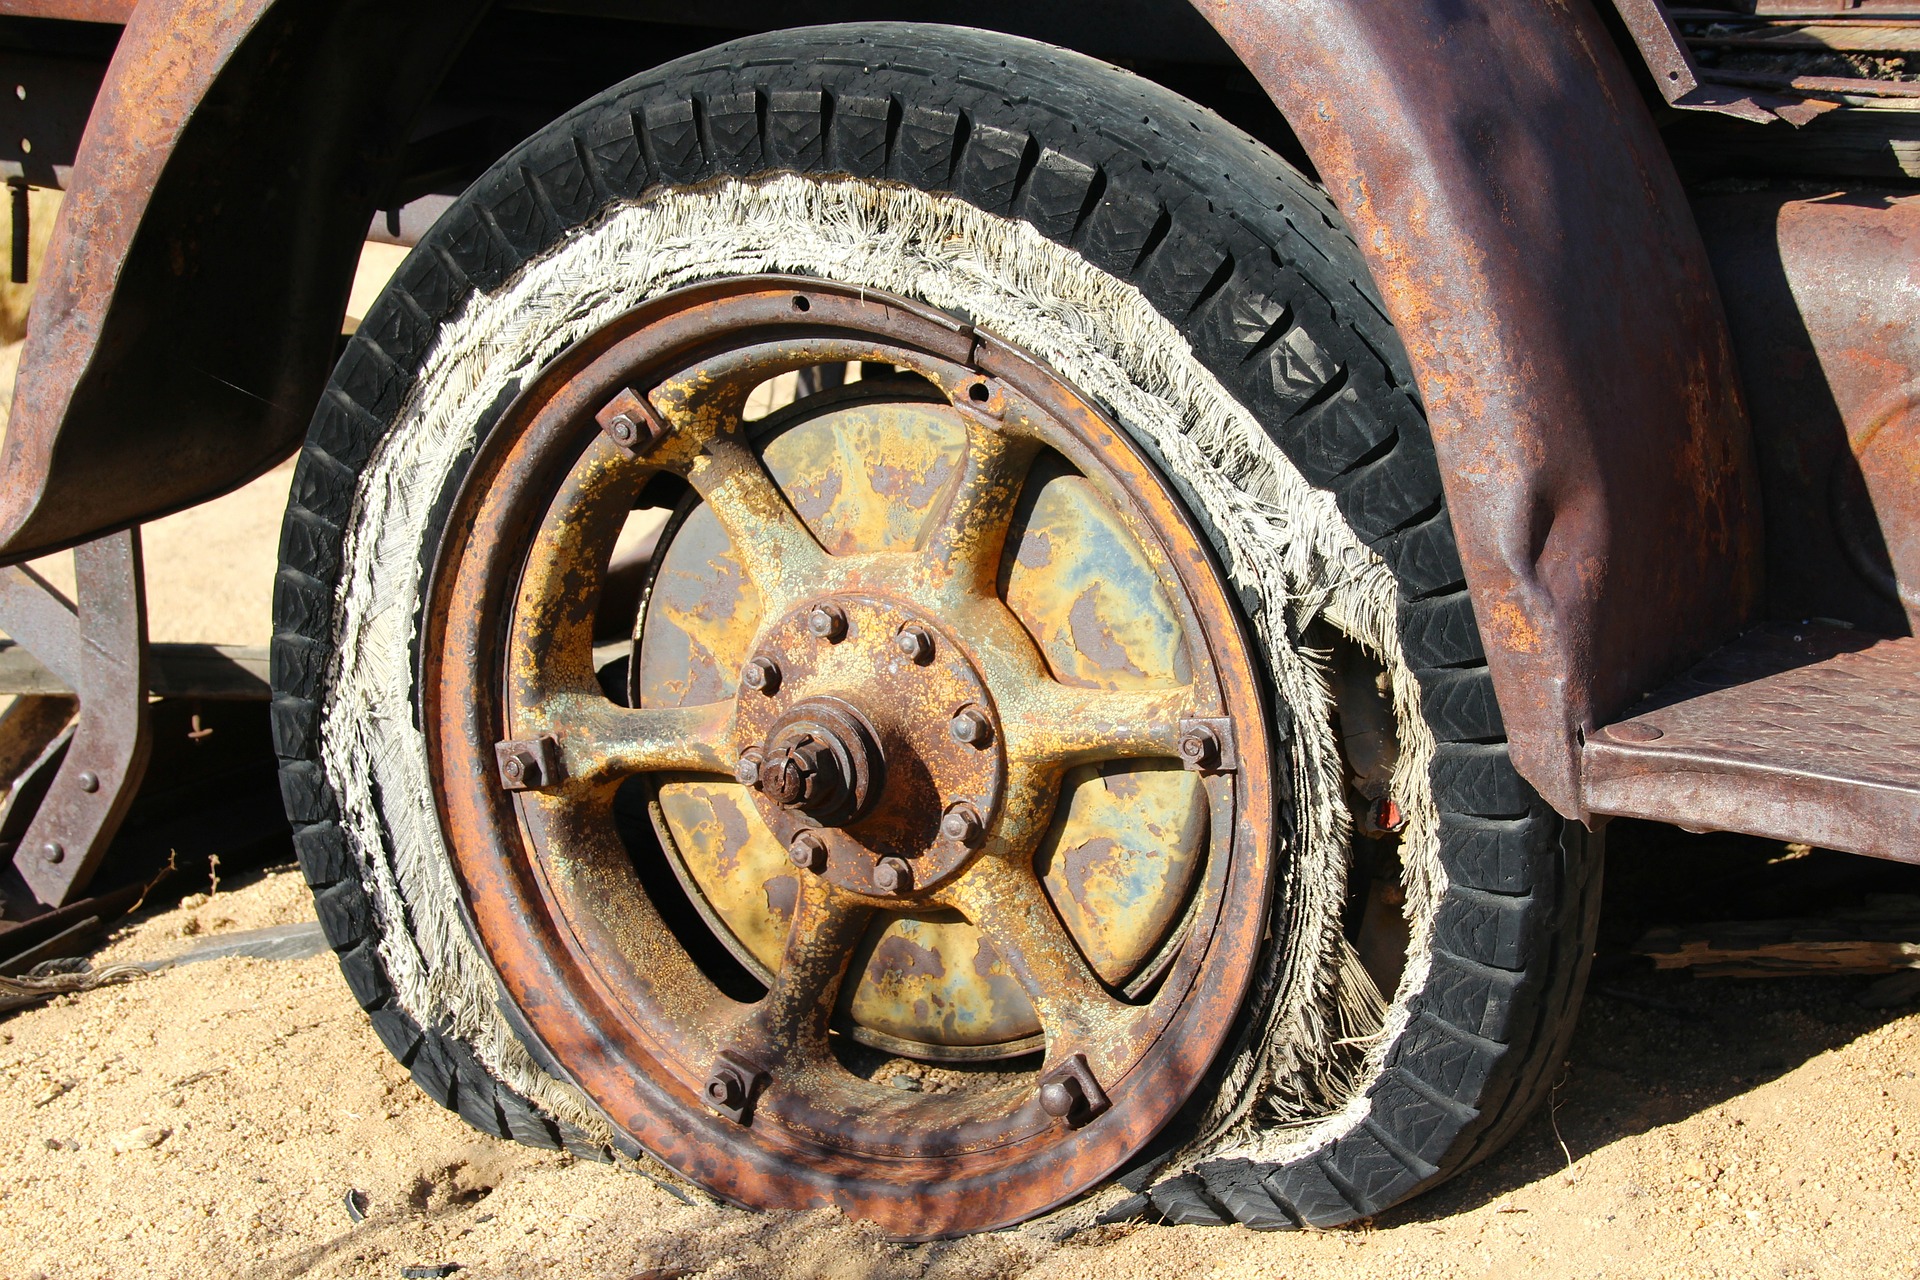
1636, 895, 1920, 977
0, 639, 269, 700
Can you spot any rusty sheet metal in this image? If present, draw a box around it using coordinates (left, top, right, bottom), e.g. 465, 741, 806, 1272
0, 2, 135, 20
1197, 0, 1762, 818
1585, 624, 1920, 862
1694, 189, 1920, 635
0, 0, 481, 564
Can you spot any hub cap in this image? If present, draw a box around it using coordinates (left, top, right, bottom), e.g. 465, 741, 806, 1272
423, 277, 1278, 1238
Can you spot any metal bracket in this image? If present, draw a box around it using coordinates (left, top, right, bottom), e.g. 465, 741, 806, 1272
0, 529, 151, 914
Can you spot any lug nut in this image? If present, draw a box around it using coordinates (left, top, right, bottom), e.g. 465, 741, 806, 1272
1039, 1076, 1085, 1119
872, 856, 913, 895
807, 604, 848, 643
789, 830, 828, 873
741, 656, 782, 694
940, 801, 985, 848
1178, 724, 1222, 771
895, 624, 935, 664
949, 705, 993, 748
734, 749, 764, 788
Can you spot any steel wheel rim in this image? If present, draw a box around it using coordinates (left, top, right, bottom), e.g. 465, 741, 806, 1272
423, 277, 1278, 1237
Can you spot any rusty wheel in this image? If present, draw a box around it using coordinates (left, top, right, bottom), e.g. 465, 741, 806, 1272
278, 24, 1602, 1240
425, 278, 1275, 1236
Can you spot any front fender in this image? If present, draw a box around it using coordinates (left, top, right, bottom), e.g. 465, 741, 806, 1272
0, 0, 483, 561
1196, 0, 1761, 816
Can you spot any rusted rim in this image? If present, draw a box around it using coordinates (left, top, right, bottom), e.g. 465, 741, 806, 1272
423, 276, 1277, 1238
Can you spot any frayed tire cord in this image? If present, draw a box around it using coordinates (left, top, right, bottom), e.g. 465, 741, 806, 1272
271, 23, 1600, 1231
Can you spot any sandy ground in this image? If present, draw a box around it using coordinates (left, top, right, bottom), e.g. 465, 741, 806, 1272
2, 207, 1920, 1279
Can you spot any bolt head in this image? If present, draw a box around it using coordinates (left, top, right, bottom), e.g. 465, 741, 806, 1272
949, 706, 992, 747
873, 856, 913, 895
940, 802, 985, 848
734, 751, 763, 787
501, 755, 526, 781
1039, 1078, 1083, 1119
1178, 725, 1221, 770
895, 624, 935, 664
742, 656, 782, 694
705, 1067, 745, 1109
789, 830, 828, 872
807, 604, 848, 642
40, 841, 64, 865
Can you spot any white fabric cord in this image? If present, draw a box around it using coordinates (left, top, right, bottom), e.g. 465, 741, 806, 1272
320, 175, 1446, 1178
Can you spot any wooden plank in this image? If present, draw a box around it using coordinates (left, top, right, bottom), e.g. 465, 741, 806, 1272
1636, 895, 1920, 977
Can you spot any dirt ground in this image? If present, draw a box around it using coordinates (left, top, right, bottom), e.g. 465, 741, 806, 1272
4, 225, 1920, 1280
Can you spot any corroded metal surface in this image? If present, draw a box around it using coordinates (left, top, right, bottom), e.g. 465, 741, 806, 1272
421, 276, 1275, 1237
1199, 0, 1763, 819
0, 0, 483, 563
1586, 624, 1920, 863
1695, 189, 1920, 635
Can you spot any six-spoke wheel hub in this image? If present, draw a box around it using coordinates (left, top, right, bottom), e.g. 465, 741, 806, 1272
422, 277, 1278, 1238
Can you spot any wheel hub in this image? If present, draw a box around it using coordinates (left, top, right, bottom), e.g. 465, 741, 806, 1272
732, 595, 1005, 898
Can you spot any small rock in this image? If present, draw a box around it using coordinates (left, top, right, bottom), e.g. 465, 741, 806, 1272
180, 893, 209, 909
109, 1124, 168, 1153
399, 1265, 461, 1279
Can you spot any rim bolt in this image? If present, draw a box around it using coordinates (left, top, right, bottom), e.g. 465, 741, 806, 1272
949, 705, 993, 748
1039, 1076, 1084, 1119
873, 856, 913, 895
741, 656, 782, 695
1178, 724, 1221, 771
807, 604, 848, 643
606, 414, 638, 445
895, 624, 935, 664
940, 801, 985, 848
789, 830, 828, 872
734, 749, 764, 788
595, 387, 672, 455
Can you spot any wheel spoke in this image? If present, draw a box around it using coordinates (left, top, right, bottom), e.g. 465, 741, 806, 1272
1000, 681, 1196, 771
947, 856, 1136, 1062
923, 422, 1040, 593
686, 433, 830, 608
536, 694, 735, 784
733, 876, 872, 1064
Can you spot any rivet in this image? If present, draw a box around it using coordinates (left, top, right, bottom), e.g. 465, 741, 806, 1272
40, 841, 64, 864
75, 770, 99, 793
895, 624, 935, 664
873, 856, 913, 895
949, 705, 992, 748
807, 604, 848, 643
741, 656, 782, 695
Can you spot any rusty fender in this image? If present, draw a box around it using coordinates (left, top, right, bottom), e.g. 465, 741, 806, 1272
1195, 0, 1762, 818
0, 0, 483, 563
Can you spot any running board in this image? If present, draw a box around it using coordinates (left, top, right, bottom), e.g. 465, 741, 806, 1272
1583, 625, 1920, 863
